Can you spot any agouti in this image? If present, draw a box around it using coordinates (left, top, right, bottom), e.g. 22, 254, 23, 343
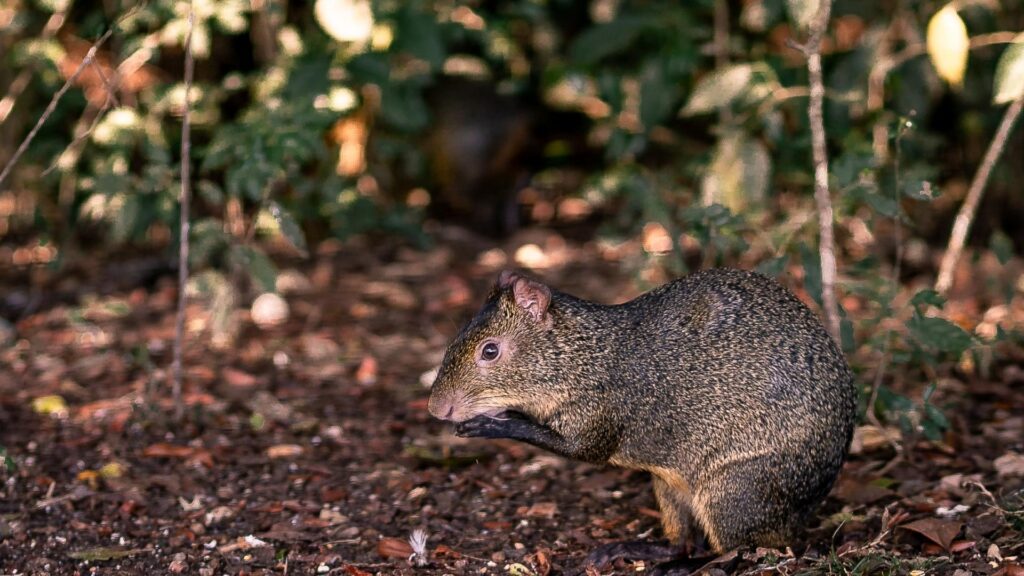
428, 269, 856, 564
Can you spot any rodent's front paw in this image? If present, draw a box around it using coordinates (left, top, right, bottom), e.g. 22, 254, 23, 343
454, 415, 507, 438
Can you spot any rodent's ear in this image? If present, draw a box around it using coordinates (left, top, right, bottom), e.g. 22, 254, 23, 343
510, 276, 551, 325
497, 270, 520, 290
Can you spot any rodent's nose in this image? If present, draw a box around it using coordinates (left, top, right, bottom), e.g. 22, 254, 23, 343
427, 393, 454, 420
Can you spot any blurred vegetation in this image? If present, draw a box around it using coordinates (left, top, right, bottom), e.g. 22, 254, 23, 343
1, 0, 1024, 439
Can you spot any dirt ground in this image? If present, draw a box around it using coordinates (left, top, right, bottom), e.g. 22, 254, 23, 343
1, 230, 1023, 575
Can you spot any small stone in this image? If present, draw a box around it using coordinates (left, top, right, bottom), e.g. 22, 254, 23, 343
251, 293, 289, 329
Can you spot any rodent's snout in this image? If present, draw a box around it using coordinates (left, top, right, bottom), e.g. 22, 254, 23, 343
427, 393, 455, 421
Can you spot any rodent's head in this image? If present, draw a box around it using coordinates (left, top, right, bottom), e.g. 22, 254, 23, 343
428, 271, 556, 423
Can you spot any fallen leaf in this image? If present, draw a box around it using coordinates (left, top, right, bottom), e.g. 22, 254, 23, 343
533, 547, 552, 576
994, 564, 1024, 576
142, 443, 196, 458
356, 355, 378, 386
507, 563, 537, 575
524, 502, 558, 518
949, 540, 975, 553
266, 444, 304, 459
434, 544, 461, 558
377, 537, 413, 559
994, 452, 1024, 478
899, 518, 963, 551
99, 461, 125, 479
222, 367, 259, 388
32, 395, 68, 417
204, 506, 235, 526
343, 565, 373, 576
77, 470, 101, 490
834, 477, 896, 504
67, 547, 149, 561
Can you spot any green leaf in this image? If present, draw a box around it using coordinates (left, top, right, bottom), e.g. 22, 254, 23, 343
990, 230, 1014, 265
701, 131, 771, 212
993, 33, 1024, 104
568, 16, 651, 65
862, 190, 900, 219
639, 62, 679, 130
231, 245, 278, 293
910, 289, 946, 310
833, 151, 875, 189
799, 242, 823, 307
681, 63, 777, 116
268, 201, 308, 257
907, 314, 972, 355
393, 8, 445, 69
379, 82, 429, 132
756, 255, 789, 278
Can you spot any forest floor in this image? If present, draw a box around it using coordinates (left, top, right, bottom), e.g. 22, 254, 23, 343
1, 227, 1023, 575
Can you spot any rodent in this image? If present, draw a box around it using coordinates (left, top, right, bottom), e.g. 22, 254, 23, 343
428, 268, 856, 558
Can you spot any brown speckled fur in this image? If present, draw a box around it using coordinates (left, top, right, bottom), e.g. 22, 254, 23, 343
429, 268, 857, 552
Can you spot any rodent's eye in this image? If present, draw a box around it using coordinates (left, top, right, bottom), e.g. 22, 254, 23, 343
480, 341, 500, 361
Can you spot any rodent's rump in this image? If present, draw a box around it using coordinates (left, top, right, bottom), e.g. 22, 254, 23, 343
428, 268, 856, 554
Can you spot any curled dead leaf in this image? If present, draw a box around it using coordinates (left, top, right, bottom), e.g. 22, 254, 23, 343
899, 517, 963, 551
377, 537, 413, 559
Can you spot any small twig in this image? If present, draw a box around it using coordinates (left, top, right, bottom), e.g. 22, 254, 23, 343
935, 95, 1024, 295
42, 95, 115, 178
171, 2, 196, 421
800, 0, 842, 341
0, 28, 114, 190
0, 7, 70, 125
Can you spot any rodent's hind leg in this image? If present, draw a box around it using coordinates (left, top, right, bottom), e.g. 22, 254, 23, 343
652, 475, 706, 556
696, 456, 800, 552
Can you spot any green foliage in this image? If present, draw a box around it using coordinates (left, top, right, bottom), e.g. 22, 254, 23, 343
0, 446, 14, 473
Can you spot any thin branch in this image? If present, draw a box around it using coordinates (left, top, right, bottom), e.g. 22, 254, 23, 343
935, 96, 1024, 295
0, 28, 114, 190
868, 31, 1020, 161
802, 0, 842, 342
0, 7, 70, 125
172, 2, 196, 421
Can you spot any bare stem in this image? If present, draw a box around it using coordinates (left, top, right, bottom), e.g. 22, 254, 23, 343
0, 29, 113, 190
935, 96, 1024, 295
172, 3, 196, 421
0, 8, 70, 125
804, 0, 841, 342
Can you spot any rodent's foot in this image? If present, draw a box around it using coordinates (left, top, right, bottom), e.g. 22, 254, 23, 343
583, 540, 679, 572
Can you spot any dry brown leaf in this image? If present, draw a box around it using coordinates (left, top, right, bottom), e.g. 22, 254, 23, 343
950, 540, 975, 553
834, 477, 895, 504
433, 544, 461, 559
994, 564, 1024, 576
355, 356, 378, 386
524, 502, 558, 518
266, 444, 304, 459
222, 367, 259, 388
377, 537, 413, 559
142, 443, 196, 459
899, 518, 963, 551
994, 452, 1024, 478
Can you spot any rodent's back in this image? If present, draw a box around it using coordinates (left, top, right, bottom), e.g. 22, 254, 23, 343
610, 268, 855, 486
